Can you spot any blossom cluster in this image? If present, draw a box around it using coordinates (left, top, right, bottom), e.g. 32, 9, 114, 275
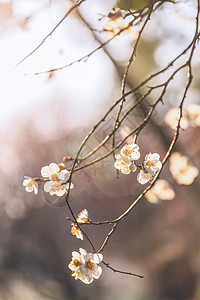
71, 209, 90, 241
114, 141, 162, 185
165, 104, 200, 130
23, 163, 74, 196
68, 248, 103, 284
104, 8, 138, 39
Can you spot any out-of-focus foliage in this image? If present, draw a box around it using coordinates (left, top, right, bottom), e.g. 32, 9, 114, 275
117, 0, 149, 10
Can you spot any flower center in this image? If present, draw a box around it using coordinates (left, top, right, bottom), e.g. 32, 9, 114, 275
73, 259, 81, 267
85, 259, 95, 271
124, 148, 132, 156
51, 174, 59, 181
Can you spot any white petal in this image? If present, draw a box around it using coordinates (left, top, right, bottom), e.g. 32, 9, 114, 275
50, 186, 66, 197
131, 151, 140, 160
23, 179, 30, 186
66, 183, 74, 190
81, 276, 93, 284
41, 166, 51, 178
130, 143, 139, 151
145, 153, 151, 161
155, 161, 162, 170
79, 248, 87, 256
114, 160, 122, 170
59, 169, 70, 182
121, 165, 131, 174
151, 153, 160, 161
93, 266, 102, 279
33, 186, 38, 195
44, 181, 52, 192
25, 186, 33, 192
93, 253, 103, 263
72, 251, 81, 259
84, 253, 93, 261
49, 163, 60, 174
115, 154, 121, 160
137, 172, 151, 184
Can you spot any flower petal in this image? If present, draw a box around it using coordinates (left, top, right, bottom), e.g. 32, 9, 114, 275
79, 248, 87, 256
41, 166, 51, 178
93, 266, 102, 279
93, 253, 103, 264
49, 163, 60, 174
44, 181, 52, 192
59, 169, 70, 182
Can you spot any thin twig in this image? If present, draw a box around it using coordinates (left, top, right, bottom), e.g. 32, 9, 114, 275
14, 0, 86, 69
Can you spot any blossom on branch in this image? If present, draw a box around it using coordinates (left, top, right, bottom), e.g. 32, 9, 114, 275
41, 163, 73, 196
104, 8, 138, 39
71, 224, 83, 240
169, 152, 199, 185
77, 209, 90, 223
114, 142, 140, 174
137, 153, 162, 185
68, 248, 103, 284
23, 176, 38, 194
143, 153, 162, 175
137, 169, 153, 184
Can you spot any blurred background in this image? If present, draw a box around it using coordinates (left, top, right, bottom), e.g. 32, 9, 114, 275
0, 0, 200, 299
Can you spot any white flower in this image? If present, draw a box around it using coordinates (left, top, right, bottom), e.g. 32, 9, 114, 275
120, 143, 140, 161
169, 152, 199, 185
165, 108, 189, 130
145, 179, 175, 204
143, 153, 162, 175
41, 163, 70, 182
114, 155, 132, 174
186, 104, 200, 127
137, 153, 162, 185
104, 11, 138, 39
114, 142, 140, 174
41, 163, 72, 196
77, 209, 90, 223
71, 224, 83, 240
23, 176, 38, 194
68, 248, 103, 284
137, 169, 153, 184
44, 182, 74, 197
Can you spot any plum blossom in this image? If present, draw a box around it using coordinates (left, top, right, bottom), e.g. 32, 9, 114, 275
169, 152, 199, 185
145, 179, 175, 204
71, 224, 83, 240
77, 209, 90, 223
114, 155, 132, 174
114, 143, 140, 174
23, 176, 38, 194
137, 153, 162, 184
137, 169, 153, 185
41, 163, 73, 196
68, 248, 103, 284
143, 153, 162, 175
120, 143, 140, 161
104, 8, 138, 39
165, 107, 189, 130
